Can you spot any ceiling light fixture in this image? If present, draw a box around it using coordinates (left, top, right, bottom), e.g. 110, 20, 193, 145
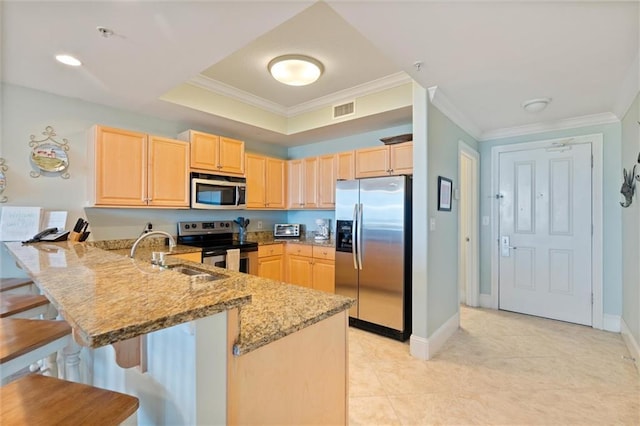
268, 55, 324, 86
55, 54, 82, 67
521, 97, 551, 113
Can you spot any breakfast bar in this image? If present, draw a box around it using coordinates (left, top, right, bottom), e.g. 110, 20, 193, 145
3, 240, 354, 425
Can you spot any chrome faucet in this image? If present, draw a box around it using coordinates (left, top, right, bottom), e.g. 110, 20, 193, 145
129, 231, 176, 258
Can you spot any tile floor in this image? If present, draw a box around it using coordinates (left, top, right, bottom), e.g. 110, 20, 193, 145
348, 306, 639, 425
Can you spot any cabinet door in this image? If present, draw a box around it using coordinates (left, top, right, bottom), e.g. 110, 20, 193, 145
312, 259, 335, 293
303, 157, 318, 208
94, 126, 147, 206
317, 154, 336, 208
245, 153, 266, 208
287, 159, 304, 209
148, 136, 190, 207
288, 255, 313, 288
265, 157, 286, 209
189, 130, 219, 171
355, 146, 390, 178
390, 142, 413, 175
337, 151, 355, 180
218, 137, 245, 175
259, 256, 284, 281
166, 251, 202, 263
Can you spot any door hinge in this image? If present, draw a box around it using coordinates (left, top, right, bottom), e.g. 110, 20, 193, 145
591, 293, 594, 304
591, 155, 594, 168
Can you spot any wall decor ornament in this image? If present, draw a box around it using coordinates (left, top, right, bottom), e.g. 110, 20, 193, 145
29, 126, 70, 179
620, 151, 640, 208
0, 157, 8, 203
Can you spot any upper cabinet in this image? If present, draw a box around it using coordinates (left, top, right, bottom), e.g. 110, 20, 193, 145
355, 142, 413, 178
287, 155, 336, 210
336, 151, 355, 181
178, 130, 245, 176
89, 125, 189, 208
245, 153, 286, 209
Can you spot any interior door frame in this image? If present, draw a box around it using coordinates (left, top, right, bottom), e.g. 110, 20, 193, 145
490, 133, 603, 329
458, 140, 480, 307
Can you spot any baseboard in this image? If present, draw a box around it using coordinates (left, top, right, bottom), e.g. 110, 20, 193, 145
620, 317, 640, 373
479, 294, 494, 309
409, 311, 459, 360
603, 314, 621, 332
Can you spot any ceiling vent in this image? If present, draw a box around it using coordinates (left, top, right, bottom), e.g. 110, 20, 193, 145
333, 101, 355, 119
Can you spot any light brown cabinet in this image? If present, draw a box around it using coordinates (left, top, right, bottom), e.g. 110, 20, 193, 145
336, 151, 355, 180
166, 251, 202, 263
288, 155, 336, 210
257, 244, 284, 281
285, 244, 335, 293
245, 153, 286, 209
178, 129, 245, 176
90, 125, 189, 207
355, 142, 413, 178
317, 154, 336, 208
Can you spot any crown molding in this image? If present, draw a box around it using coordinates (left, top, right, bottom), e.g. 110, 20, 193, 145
612, 52, 639, 119
189, 74, 289, 115
479, 112, 620, 141
427, 85, 483, 140
189, 72, 412, 118
287, 72, 412, 117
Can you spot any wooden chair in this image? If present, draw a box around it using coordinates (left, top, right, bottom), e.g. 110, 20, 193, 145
0, 317, 74, 384
1, 374, 139, 425
0, 278, 37, 295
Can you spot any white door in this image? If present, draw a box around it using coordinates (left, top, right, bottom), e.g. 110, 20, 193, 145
498, 143, 592, 325
458, 143, 479, 307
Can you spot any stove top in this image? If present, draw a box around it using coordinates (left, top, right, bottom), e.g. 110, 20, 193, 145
176, 220, 258, 254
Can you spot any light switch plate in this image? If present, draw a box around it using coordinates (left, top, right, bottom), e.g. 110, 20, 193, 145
482, 216, 490, 226
429, 218, 436, 231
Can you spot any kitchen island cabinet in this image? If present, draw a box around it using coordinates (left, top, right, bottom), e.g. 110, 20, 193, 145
89, 126, 190, 207
3, 241, 352, 425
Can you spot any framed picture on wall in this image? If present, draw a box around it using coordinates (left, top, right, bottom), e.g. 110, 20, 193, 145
437, 176, 452, 211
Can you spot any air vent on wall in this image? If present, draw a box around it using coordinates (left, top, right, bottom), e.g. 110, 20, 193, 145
333, 101, 355, 119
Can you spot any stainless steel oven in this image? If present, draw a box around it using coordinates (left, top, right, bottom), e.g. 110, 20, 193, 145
177, 221, 258, 275
190, 172, 246, 210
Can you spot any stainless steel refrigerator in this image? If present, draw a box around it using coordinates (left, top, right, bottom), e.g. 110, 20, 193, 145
335, 175, 412, 341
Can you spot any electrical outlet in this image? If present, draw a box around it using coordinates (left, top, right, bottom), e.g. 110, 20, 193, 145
257, 221, 263, 230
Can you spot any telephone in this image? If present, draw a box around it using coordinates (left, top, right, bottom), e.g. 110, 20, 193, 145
23, 227, 70, 244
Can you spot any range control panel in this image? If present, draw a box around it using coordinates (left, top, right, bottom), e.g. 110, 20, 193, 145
177, 221, 233, 236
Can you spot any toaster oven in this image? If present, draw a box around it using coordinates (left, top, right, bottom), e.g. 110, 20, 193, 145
274, 223, 300, 238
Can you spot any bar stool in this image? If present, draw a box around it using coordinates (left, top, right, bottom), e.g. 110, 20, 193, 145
0, 317, 73, 384
0, 293, 53, 319
1, 374, 139, 425
0, 278, 37, 295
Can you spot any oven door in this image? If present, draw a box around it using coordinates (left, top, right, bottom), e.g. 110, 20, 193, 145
202, 251, 256, 274
191, 178, 246, 210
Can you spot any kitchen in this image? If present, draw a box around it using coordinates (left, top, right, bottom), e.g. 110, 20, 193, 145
1, 1, 638, 425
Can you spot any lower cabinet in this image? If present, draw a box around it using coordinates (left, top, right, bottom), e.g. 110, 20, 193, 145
285, 244, 335, 293
257, 244, 284, 281
166, 251, 202, 263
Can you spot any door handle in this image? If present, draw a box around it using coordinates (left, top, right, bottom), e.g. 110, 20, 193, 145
357, 203, 363, 270
500, 236, 517, 257
352, 204, 358, 270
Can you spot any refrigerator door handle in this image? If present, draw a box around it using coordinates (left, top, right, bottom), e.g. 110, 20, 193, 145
352, 203, 359, 270
357, 203, 363, 270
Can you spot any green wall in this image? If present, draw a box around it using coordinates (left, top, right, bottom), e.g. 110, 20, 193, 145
621, 92, 640, 345
479, 122, 623, 317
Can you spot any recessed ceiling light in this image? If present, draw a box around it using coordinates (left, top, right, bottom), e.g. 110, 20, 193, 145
268, 55, 323, 86
521, 97, 551, 113
55, 54, 82, 67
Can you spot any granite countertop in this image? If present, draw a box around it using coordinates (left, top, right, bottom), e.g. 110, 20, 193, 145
3, 240, 353, 356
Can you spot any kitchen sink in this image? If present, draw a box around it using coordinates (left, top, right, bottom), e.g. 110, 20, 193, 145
165, 264, 228, 281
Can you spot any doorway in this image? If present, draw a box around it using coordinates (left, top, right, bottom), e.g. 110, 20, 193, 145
490, 134, 604, 328
458, 141, 479, 307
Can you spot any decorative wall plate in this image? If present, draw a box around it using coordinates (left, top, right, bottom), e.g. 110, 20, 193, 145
0, 157, 7, 203
29, 126, 70, 179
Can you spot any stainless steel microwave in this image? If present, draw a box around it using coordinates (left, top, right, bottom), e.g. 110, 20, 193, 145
191, 172, 246, 209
